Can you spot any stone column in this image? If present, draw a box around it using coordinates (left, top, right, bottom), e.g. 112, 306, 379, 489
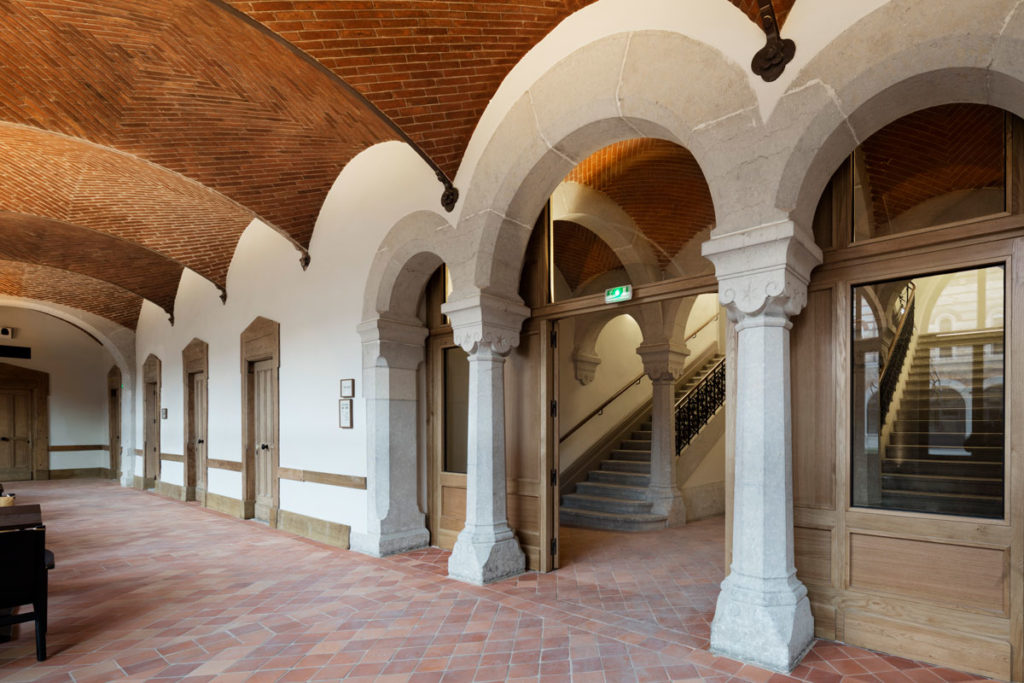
636, 343, 688, 527
350, 316, 431, 557
701, 221, 821, 672
444, 293, 530, 584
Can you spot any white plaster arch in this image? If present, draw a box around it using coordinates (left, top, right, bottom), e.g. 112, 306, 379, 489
771, 0, 1024, 232
452, 28, 758, 303
0, 295, 138, 485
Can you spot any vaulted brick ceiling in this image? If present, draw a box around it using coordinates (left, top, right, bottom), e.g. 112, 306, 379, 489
553, 220, 624, 293
0, 0, 790, 328
861, 104, 1006, 230
564, 139, 716, 272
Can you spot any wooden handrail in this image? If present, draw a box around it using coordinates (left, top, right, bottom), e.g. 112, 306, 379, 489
559, 372, 645, 443
684, 312, 719, 343
878, 285, 916, 379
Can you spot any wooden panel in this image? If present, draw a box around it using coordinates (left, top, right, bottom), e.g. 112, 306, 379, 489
49, 444, 108, 452
277, 467, 367, 490
850, 533, 1008, 614
504, 327, 543, 571
277, 509, 350, 549
207, 458, 242, 472
844, 610, 1011, 680
794, 526, 832, 585
791, 288, 836, 510
440, 484, 466, 550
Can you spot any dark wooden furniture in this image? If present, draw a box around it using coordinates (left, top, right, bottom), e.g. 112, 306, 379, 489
0, 504, 50, 661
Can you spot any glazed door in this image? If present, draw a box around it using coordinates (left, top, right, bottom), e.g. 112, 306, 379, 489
107, 367, 121, 478
0, 390, 32, 480
428, 335, 469, 550
253, 359, 276, 522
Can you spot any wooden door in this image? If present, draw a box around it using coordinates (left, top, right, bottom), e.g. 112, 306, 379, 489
253, 359, 276, 522
193, 372, 207, 498
144, 381, 159, 488
543, 319, 560, 570
187, 371, 207, 501
428, 335, 469, 550
0, 390, 32, 480
107, 367, 121, 478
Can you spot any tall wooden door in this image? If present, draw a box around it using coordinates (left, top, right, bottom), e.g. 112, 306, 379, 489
0, 390, 32, 480
252, 359, 277, 522
187, 371, 207, 501
144, 381, 159, 488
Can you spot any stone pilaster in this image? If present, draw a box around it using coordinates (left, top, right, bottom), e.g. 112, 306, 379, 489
701, 220, 821, 672
350, 315, 431, 557
443, 293, 530, 584
636, 343, 689, 527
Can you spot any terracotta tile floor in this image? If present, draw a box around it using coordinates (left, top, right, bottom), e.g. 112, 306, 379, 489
0, 480, 990, 682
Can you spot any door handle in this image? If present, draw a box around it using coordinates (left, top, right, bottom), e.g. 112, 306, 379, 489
0, 436, 9, 442
197, 439, 204, 444
260, 443, 268, 450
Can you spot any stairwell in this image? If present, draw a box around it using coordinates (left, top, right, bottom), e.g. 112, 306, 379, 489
881, 330, 1004, 518
559, 354, 724, 531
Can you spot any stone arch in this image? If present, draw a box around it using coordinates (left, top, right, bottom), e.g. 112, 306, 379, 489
453, 29, 756, 303
772, 2, 1024, 232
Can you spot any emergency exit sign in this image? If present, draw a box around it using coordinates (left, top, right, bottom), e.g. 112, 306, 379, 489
604, 284, 633, 304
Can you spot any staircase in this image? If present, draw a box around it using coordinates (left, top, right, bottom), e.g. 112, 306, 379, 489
881, 330, 1004, 518
559, 354, 724, 531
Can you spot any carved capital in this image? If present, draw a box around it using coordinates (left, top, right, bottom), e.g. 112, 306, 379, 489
702, 220, 821, 323
443, 292, 530, 356
573, 351, 601, 386
358, 315, 428, 370
636, 343, 689, 382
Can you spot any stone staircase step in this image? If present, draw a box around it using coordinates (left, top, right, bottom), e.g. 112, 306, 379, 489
600, 459, 651, 474
893, 419, 1002, 432
890, 432, 1003, 448
885, 444, 1003, 460
881, 458, 1003, 478
558, 507, 668, 532
881, 473, 1003, 496
611, 449, 651, 462
589, 470, 650, 486
879, 490, 1003, 518
560, 492, 654, 514
618, 439, 651, 450
575, 481, 649, 500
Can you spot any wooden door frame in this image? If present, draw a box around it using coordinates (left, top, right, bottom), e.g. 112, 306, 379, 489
240, 317, 280, 524
182, 338, 209, 503
0, 363, 48, 480
107, 366, 121, 479
142, 354, 162, 489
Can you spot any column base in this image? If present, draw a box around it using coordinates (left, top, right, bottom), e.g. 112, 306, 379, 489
350, 527, 430, 557
648, 485, 687, 527
710, 571, 814, 672
447, 526, 525, 585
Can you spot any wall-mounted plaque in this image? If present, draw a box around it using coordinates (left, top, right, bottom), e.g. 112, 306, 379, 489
339, 398, 353, 429
340, 378, 355, 398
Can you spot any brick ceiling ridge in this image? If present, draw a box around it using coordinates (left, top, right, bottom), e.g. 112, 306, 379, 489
0, 210, 184, 320
0, 121, 252, 296
0, 259, 143, 331
0, 0, 399, 252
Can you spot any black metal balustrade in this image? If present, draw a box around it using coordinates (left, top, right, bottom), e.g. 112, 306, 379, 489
675, 358, 726, 454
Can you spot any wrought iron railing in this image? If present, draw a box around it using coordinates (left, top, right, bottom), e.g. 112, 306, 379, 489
878, 284, 916, 424
675, 358, 725, 453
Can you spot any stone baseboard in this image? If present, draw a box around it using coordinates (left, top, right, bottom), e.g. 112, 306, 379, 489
155, 480, 185, 501
683, 480, 725, 521
206, 492, 245, 518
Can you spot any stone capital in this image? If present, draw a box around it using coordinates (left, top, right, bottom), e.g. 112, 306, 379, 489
702, 220, 821, 321
358, 315, 428, 370
636, 343, 689, 382
573, 351, 601, 385
443, 292, 530, 356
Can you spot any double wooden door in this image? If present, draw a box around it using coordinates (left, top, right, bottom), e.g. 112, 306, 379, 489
0, 390, 31, 480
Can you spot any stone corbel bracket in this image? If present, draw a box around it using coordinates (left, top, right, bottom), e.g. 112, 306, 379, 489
442, 292, 531, 355
701, 220, 822, 321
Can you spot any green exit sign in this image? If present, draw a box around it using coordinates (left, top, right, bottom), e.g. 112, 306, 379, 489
604, 284, 633, 304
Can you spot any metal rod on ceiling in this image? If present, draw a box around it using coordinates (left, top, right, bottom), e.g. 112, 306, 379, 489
751, 0, 795, 82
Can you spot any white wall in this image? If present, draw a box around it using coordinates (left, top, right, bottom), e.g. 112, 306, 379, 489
0, 306, 117, 470
133, 141, 443, 533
